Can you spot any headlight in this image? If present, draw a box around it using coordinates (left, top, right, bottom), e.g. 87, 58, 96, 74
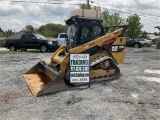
48, 41, 52, 44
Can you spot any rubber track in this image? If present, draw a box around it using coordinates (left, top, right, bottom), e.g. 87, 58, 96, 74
90, 56, 121, 82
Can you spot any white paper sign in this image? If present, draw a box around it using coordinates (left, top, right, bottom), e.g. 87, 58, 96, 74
70, 54, 90, 83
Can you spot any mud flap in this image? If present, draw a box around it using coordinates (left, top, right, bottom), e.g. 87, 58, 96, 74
23, 61, 68, 97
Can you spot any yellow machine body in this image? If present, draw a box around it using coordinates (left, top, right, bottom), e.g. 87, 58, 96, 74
23, 15, 127, 97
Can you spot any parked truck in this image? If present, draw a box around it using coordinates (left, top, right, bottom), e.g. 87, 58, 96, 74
4, 33, 58, 52
137, 38, 153, 47
126, 37, 143, 48
57, 33, 67, 46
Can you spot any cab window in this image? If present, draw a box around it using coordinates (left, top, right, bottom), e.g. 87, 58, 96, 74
59, 34, 67, 38
79, 22, 104, 45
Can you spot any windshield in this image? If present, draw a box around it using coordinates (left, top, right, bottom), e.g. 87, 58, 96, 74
34, 34, 46, 39
60, 34, 67, 38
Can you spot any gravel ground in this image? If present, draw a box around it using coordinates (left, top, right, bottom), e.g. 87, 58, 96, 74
0, 48, 160, 120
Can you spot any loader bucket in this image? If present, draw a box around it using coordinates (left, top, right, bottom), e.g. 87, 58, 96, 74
23, 61, 68, 97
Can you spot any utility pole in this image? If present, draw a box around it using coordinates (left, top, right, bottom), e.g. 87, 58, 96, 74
87, 0, 89, 9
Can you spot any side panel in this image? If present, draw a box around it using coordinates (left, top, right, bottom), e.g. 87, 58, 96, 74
111, 37, 126, 64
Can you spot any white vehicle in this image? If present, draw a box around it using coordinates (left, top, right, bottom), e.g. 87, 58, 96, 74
138, 38, 153, 47
57, 33, 67, 46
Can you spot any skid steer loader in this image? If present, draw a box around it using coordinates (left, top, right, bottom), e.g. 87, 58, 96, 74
24, 13, 128, 97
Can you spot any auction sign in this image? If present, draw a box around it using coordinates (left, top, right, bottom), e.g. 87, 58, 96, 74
70, 54, 90, 83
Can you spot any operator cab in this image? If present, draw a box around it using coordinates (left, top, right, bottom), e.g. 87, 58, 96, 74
65, 16, 105, 48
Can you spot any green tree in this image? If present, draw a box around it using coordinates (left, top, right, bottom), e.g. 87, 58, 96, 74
0, 32, 4, 37
0, 27, 4, 37
140, 30, 149, 39
3, 30, 14, 37
154, 32, 158, 36
102, 10, 125, 26
24, 25, 35, 33
0, 27, 3, 32
80, 3, 101, 11
37, 23, 67, 37
125, 14, 143, 39
80, 4, 91, 9
102, 10, 125, 32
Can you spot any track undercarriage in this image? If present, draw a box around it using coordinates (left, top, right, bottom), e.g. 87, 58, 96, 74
90, 56, 120, 81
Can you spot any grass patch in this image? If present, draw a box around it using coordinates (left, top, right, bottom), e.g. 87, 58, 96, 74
126, 47, 134, 49
46, 37, 56, 39
126, 46, 156, 49
0, 37, 6, 40
0, 50, 41, 54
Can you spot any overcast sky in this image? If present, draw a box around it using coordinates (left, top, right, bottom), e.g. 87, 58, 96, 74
0, 0, 160, 33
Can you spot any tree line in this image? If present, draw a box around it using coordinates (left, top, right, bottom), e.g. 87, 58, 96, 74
0, 28, 15, 38
0, 23, 67, 38
21, 23, 67, 38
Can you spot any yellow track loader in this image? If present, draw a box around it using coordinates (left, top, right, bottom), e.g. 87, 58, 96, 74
24, 15, 128, 97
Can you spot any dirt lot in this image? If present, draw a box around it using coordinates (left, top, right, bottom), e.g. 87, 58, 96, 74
0, 48, 160, 120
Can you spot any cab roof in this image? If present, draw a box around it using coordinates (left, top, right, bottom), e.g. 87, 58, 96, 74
65, 15, 103, 25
